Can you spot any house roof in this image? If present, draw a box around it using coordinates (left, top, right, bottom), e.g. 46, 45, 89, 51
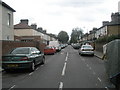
2, 2, 16, 12
98, 24, 120, 30
14, 23, 33, 29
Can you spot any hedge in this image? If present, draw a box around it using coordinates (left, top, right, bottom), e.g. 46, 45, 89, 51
96, 34, 120, 44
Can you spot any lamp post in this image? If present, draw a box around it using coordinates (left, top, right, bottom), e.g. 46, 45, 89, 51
93, 28, 97, 50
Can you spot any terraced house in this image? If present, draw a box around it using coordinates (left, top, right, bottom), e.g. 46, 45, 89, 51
14, 19, 57, 44
81, 12, 120, 41
95, 12, 120, 39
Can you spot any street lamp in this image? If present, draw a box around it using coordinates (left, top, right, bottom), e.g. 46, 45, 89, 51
93, 28, 97, 50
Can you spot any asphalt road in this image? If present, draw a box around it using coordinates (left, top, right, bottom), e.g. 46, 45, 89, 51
2, 45, 114, 89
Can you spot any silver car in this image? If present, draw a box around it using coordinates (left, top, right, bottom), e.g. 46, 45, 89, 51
79, 45, 94, 56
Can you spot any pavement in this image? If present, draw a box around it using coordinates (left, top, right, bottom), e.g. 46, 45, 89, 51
94, 51, 103, 59
0, 66, 3, 72
0, 51, 103, 72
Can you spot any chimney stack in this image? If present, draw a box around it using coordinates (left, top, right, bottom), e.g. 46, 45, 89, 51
102, 21, 109, 26
20, 19, 29, 25
31, 24, 37, 30
38, 27, 43, 32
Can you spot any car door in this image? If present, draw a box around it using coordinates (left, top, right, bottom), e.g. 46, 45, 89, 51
31, 48, 43, 65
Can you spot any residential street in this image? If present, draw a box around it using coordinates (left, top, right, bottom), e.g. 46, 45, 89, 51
2, 45, 114, 89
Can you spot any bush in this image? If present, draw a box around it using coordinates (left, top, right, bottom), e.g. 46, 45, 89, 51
96, 34, 120, 44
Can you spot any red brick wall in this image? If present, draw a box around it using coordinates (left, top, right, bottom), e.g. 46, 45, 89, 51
14, 36, 42, 42
1, 41, 46, 55
0, 41, 2, 60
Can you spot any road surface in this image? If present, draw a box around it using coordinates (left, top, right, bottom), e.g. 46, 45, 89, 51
2, 45, 114, 89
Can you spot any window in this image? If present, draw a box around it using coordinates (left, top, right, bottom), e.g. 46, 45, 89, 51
31, 47, 41, 54
7, 13, 11, 26
10, 48, 30, 54
7, 36, 9, 40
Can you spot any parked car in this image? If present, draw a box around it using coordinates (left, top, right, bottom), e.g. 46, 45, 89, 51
44, 46, 56, 55
72, 43, 81, 49
55, 46, 61, 52
2, 47, 45, 72
49, 41, 61, 52
78, 45, 94, 56
60, 44, 65, 49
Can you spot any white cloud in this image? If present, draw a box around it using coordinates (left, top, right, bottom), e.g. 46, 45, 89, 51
3, 0, 120, 35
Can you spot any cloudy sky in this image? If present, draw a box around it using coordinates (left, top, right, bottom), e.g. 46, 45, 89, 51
3, 0, 120, 35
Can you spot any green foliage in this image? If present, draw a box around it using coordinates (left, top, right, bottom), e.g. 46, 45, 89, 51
57, 31, 69, 43
70, 27, 83, 43
96, 34, 120, 43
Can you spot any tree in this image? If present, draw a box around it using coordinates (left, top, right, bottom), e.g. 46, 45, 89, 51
70, 27, 83, 43
57, 31, 69, 43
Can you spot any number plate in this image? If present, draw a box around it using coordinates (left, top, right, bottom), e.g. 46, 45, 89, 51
7, 64, 18, 67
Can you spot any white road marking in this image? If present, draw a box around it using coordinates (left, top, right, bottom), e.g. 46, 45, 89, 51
62, 62, 67, 76
86, 64, 89, 67
9, 85, 16, 90
93, 71, 96, 75
98, 77, 102, 82
65, 57, 68, 62
65, 52, 68, 62
89, 67, 92, 70
105, 87, 109, 90
36, 68, 39, 70
59, 82, 63, 90
29, 72, 33, 75
66, 52, 68, 57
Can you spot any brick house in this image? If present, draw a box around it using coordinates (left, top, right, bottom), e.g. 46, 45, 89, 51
81, 12, 120, 41
14, 19, 46, 43
14, 19, 57, 44
93, 12, 120, 40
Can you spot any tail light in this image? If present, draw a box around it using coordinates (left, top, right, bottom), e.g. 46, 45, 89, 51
91, 49, 94, 51
20, 57, 28, 61
82, 49, 85, 51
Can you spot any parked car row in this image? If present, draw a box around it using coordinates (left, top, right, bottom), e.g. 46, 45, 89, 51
44, 44, 68, 55
71, 43, 81, 49
2, 44, 68, 73
2, 43, 93, 73
71, 43, 94, 56
44, 46, 56, 55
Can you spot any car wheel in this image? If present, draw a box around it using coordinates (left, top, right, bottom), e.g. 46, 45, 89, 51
30, 62, 35, 72
4, 69, 11, 73
41, 58, 45, 65
80, 54, 83, 56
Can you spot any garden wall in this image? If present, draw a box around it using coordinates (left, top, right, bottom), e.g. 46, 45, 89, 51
1, 40, 46, 55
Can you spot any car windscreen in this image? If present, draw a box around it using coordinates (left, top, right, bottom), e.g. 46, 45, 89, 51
10, 48, 30, 54
45, 47, 52, 49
